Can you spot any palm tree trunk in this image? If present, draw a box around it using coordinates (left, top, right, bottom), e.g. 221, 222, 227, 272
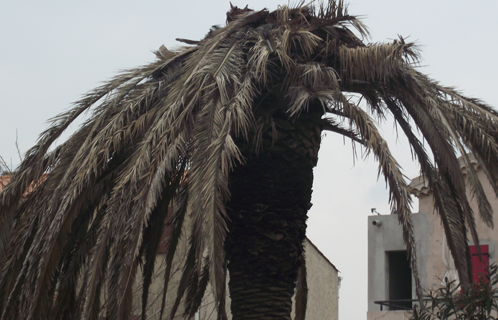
225, 108, 323, 320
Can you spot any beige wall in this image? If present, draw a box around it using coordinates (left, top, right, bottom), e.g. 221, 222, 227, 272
0, 175, 11, 193
411, 165, 498, 291
302, 240, 340, 320
136, 238, 340, 320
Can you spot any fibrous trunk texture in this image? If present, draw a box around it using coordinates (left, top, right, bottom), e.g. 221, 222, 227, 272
225, 108, 322, 320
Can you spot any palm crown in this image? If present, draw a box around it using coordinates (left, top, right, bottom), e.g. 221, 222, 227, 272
1, 1, 498, 319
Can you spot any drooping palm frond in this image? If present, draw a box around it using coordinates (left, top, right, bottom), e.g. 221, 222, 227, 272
1, 1, 497, 319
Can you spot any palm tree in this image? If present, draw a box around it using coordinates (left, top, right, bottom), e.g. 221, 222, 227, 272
1, 1, 497, 319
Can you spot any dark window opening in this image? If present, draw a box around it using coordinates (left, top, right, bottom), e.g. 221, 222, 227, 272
387, 251, 412, 310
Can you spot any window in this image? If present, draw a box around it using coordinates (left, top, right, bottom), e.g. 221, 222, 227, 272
387, 251, 412, 310
469, 245, 489, 283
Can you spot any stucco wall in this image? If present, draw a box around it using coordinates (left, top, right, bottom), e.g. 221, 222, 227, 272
411, 167, 498, 291
134, 238, 339, 320
301, 240, 340, 320
0, 175, 11, 192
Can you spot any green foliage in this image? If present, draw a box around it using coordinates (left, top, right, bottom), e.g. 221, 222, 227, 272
412, 264, 498, 320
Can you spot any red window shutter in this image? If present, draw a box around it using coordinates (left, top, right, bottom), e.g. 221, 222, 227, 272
469, 245, 489, 283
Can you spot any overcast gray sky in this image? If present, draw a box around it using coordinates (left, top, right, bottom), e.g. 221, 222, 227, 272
1, 1, 497, 319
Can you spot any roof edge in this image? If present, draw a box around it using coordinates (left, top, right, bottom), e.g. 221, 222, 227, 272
305, 236, 339, 272
409, 154, 480, 197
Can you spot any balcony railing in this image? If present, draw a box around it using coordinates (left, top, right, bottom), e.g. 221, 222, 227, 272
374, 299, 421, 311
375, 295, 498, 311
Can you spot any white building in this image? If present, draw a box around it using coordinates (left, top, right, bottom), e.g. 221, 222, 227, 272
367, 156, 497, 320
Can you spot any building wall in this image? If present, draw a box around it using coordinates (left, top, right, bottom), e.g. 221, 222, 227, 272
300, 240, 340, 320
139, 238, 340, 320
0, 175, 11, 193
367, 157, 498, 320
411, 166, 498, 291
367, 211, 430, 315
134, 236, 340, 320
